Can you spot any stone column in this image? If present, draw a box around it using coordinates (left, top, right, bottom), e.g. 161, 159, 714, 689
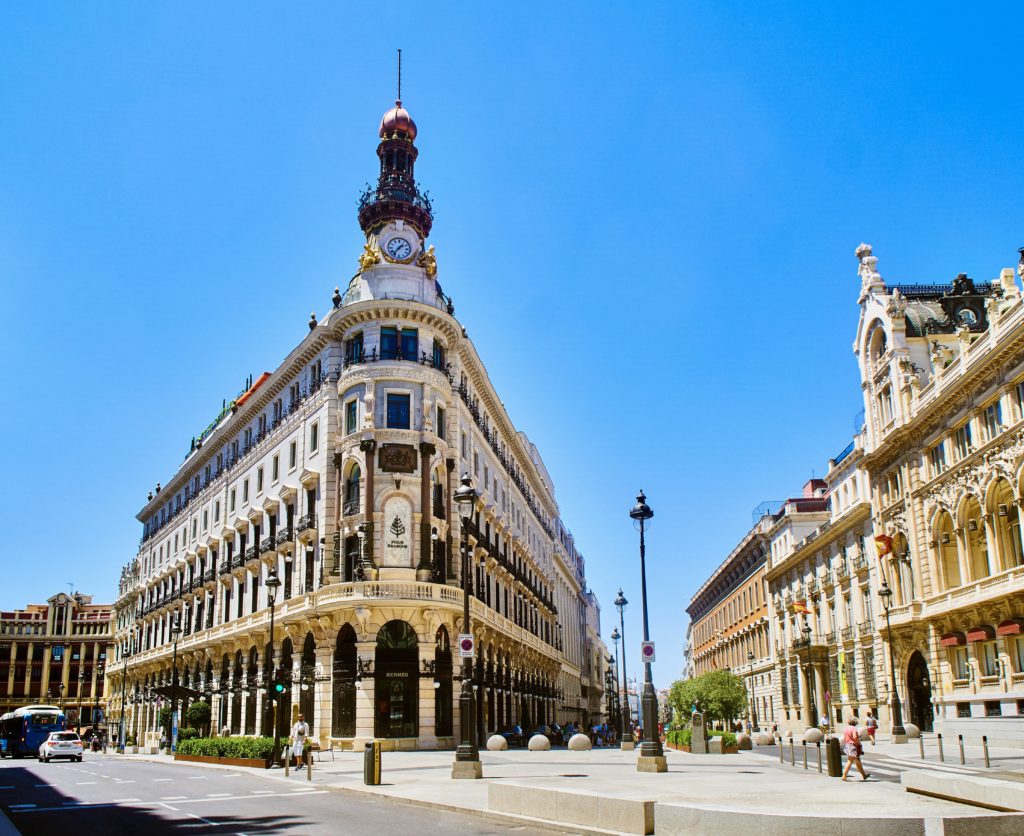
353, 641, 375, 749
418, 640, 437, 749
417, 442, 436, 580
315, 642, 333, 745
360, 440, 376, 569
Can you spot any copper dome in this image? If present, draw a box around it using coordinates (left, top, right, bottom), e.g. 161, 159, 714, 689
379, 100, 417, 140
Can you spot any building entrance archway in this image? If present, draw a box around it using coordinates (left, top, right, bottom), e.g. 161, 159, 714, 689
907, 650, 933, 732
374, 620, 418, 738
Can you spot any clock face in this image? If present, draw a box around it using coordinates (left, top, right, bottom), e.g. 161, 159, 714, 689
385, 237, 413, 261
958, 307, 977, 325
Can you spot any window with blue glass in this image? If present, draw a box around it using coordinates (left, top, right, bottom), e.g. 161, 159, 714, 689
344, 333, 364, 365
380, 327, 398, 360
401, 328, 418, 360
345, 399, 358, 435
432, 339, 445, 369
386, 393, 411, 429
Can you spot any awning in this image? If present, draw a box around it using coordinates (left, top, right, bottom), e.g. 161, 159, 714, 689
152, 684, 204, 702
997, 618, 1024, 637
940, 632, 966, 647
966, 625, 995, 643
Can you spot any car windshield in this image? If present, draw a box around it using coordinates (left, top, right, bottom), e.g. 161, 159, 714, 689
50, 733, 79, 741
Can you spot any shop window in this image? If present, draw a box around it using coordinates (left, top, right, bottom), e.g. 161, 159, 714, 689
985, 701, 1003, 718
956, 702, 971, 718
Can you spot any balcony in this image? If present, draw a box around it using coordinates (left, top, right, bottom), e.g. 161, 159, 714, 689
835, 564, 850, 581
297, 513, 317, 537
260, 537, 276, 557
231, 552, 244, 569
840, 626, 854, 642
204, 570, 215, 583
857, 621, 875, 637
276, 527, 294, 552
244, 545, 258, 563
342, 499, 361, 518
853, 554, 869, 573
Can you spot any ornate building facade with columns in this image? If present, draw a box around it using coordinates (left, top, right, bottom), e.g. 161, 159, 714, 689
109, 97, 603, 751
854, 244, 1024, 745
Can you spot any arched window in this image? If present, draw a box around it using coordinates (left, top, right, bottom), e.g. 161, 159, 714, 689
989, 478, 1023, 570
935, 511, 960, 589
960, 496, 989, 581
344, 464, 361, 517
434, 627, 453, 737
332, 625, 357, 737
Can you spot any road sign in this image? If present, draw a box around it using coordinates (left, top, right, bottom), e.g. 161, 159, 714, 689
458, 634, 475, 658
641, 641, 655, 663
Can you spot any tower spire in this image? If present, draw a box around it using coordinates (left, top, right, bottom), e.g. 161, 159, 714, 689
397, 48, 402, 104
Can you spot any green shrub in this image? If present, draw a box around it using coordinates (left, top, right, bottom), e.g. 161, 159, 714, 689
665, 728, 737, 749
185, 701, 211, 730
176, 736, 275, 760
125, 732, 137, 746
177, 727, 199, 742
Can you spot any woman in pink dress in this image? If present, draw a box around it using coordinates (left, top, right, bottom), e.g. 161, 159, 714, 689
841, 717, 869, 781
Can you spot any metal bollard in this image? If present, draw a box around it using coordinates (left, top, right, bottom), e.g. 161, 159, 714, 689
937, 733, 944, 763
802, 741, 808, 769
958, 734, 965, 766
816, 741, 822, 773
284, 754, 289, 777
789, 738, 795, 766
307, 751, 312, 782
919, 735, 925, 760
982, 736, 990, 769
779, 740, 784, 764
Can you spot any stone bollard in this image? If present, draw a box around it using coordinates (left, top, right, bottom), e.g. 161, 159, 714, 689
803, 728, 824, 744
568, 734, 592, 751
708, 736, 724, 755
487, 735, 508, 751
757, 732, 775, 747
737, 733, 752, 751
528, 734, 551, 751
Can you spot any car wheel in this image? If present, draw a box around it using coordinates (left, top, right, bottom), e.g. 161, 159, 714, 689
75, 756, 82, 762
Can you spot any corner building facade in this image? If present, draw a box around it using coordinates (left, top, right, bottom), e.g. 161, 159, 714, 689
111, 99, 603, 750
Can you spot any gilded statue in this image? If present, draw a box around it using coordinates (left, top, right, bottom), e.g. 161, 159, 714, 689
358, 243, 380, 271
417, 244, 437, 278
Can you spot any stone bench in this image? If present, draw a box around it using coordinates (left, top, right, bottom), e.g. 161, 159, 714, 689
488, 781, 655, 834
901, 769, 1024, 812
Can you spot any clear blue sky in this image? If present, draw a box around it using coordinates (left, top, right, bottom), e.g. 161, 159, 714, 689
2, 2, 1023, 688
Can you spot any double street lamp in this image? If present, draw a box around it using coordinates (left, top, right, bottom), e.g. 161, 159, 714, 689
746, 649, 758, 731
119, 641, 133, 752
76, 670, 85, 734
610, 628, 622, 739
614, 590, 631, 737
801, 621, 818, 728
629, 490, 665, 770
170, 613, 182, 752
878, 580, 906, 741
266, 568, 282, 763
452, 473, 482, 779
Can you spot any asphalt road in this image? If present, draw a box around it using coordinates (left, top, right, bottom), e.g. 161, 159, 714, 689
0, 754, 563, 835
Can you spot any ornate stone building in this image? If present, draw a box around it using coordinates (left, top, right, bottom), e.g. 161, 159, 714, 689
1, 593, 112, 728
854, 244, 1024, 745
109, 97, 603, 750
687, 510, 774, 728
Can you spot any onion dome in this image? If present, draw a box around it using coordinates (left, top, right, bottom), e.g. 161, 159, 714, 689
379, 100, 417, 140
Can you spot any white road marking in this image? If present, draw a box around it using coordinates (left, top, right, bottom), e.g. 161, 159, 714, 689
207, 792, 231, 797
33, 784, 49, 787
250, 790, 274, 794
153, 778, 173, 782
160, 802, 179, 811
76, 781, 97, 785
9, 790, 330, 814
187, 812, 219, 827
187, 776, 205, 779
114, 780, 136, 783
113, 798, 141, 802
161, 795, 188, 800
0, 786, 14, 790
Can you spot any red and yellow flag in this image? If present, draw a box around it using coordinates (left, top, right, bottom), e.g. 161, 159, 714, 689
790, 600, 812, 616
874, 534, 893, 559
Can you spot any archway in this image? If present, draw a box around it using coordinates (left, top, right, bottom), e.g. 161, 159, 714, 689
299, 633, 316, 729
989, 478, 1023, 570
277, 638, 293, 739
332, 625, 356, 737
231, 651, 243, 734
960, 496, 990, 581
374, 620, 418, 738
245, 648, 258, 734
434, 627, 453, 737
935, 511, 960, 589
906, 651, 933, 732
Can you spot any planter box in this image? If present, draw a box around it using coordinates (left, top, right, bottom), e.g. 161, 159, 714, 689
174, 753, 270, 769
665, 741, 737, 754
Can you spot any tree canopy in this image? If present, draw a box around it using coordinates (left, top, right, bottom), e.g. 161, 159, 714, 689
668, 669, 747, 725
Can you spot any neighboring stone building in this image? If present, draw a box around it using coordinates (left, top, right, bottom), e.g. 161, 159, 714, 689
765, 450, 880, 737
854, 244, 1024, 745
110, 96, 603, 751
686, 509, 774, 729
582, 589, 609, 727
1, 593, 112, 728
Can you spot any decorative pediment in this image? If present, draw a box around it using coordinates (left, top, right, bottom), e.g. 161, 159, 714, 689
279, 484, 298, 503
299, 468, 320, 488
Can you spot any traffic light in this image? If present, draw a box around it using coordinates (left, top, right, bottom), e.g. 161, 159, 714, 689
270, 668, 286, 701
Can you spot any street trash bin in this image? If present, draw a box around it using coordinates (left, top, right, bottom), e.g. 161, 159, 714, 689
826, 736, 842, 777
364, 741, 381, 785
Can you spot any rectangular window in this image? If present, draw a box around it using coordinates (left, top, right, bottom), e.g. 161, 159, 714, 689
272, 454, 280, 482
436, 405, 445, 441
380, 327, 398, 360
289, 440, 297, 468
214, 501, 220, 523
386, 393, 411, 429
956, 701, 971, 718
202, 510, 209, 532
929, 442, 946, 477
345, 400, 358, 435
310, 422, 319, 453
980, 640, 999, 676
257, 467, 264, 493
345, 332, 364, 366
191, 519, 197, 539
1014, 637, 1024, 673
984, 401, 1002, 440
400, 328, 418, 360
473, 452, 480, 476
273, 398, 283, 423
230, 489, 236, 512
461, 432, 467, 459
954, 422, 973, 459
985, 700, 1003, 718
432, 338, 445, 369
243, 480, 249, 503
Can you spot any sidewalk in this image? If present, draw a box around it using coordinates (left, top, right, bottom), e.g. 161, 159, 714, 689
105, 744, 1022, 834
860, 732, 1024, 774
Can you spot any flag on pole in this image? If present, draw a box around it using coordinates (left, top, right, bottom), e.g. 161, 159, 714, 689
874, 534, 893, 561
789, 600, 812, 615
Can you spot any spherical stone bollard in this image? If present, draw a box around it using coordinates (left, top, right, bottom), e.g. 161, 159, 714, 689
528, 734, 551, 751
755, 732, 775, 747
903, 723, 921, 739
803, 728, 824, 744
737, 733, 752, 750
486, 734, 508, 751
568, 733, 592, 751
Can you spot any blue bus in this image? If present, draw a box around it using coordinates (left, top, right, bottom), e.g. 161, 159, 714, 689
0, 705, 66, 758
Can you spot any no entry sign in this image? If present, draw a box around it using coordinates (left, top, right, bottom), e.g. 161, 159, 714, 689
641, 641, 656, 663
459, 634, 475, 658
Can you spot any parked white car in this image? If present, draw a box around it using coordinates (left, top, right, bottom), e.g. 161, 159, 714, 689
38, 731, 83, 763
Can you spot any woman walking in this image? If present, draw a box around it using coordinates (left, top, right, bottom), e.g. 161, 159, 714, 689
841, 717, 869, 781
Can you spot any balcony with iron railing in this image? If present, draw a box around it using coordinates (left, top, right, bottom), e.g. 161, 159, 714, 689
260, 537, 276, 557
297, 513, 317, 535
857, 621, 875, 637
276, 527, 294, 551
343, 499, 361, 518
840, 626, 854, 642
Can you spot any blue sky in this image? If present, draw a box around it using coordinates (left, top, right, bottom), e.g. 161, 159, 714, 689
2, 2, 1023, 688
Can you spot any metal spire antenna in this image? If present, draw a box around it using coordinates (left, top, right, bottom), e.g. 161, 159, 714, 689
397, 48, 402, 103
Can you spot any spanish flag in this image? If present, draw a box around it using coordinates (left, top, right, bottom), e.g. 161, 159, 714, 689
790, 600, 812, 615
874, 534, 893, 559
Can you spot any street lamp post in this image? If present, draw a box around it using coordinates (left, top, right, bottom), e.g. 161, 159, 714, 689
801, 621, 818, 728
170, 613, 182, 753
58, 682, 65, 711
76, 670, 85, 734
879, 580, 906, 742
746, 649, 758, 731
614, 590, 631, 741
610, 627, 622, 739
629, 490, 665, 771
265, 568, 282, 764
119, 641, 132, 752
452, 473, 482, 779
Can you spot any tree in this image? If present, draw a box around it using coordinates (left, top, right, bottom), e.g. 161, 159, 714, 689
186, 699, 211, 735
668, 669, 747, 727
